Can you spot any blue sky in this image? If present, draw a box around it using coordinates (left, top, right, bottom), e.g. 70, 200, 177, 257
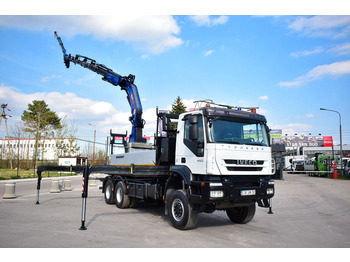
0, 14, 350, 145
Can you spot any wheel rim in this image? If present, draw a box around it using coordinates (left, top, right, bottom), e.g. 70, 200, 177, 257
106, 185, 111, 199
116, 187, 123, 203
172, 198, 184, 222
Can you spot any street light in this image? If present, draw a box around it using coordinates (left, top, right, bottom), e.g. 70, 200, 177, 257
320, 108, 343, 175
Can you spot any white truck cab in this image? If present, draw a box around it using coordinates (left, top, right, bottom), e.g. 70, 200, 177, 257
175, 106, 274, 177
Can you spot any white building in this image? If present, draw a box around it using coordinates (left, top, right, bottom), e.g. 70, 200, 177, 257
0, 137, 108, 161
0, 137, 80, 160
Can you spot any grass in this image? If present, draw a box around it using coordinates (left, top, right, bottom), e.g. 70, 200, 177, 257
0, 169, 78, 180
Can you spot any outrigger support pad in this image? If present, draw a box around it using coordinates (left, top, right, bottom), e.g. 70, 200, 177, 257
257, 198, 273, 214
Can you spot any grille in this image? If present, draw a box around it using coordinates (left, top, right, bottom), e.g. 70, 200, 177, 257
224, 159, 265, 172
224, 160, 264, 165
227, 166, 263, 172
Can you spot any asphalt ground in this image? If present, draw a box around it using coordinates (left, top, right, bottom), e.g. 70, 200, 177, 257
0, 172, 349, 249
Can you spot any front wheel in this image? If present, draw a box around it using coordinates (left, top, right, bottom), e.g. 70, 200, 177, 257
226, 203, 256, 224
168, 189, 198, 230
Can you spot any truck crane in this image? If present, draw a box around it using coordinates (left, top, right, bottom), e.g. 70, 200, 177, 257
35, 32, 275, 231
54, 31, 145, 143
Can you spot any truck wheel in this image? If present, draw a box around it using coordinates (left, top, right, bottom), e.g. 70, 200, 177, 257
226, 203, 256, 224
168, 189, 198, 230
104, 180, 115, 204
115, 181, 130, 209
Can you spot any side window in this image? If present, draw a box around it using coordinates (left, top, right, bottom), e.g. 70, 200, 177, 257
184, 115, 204, 143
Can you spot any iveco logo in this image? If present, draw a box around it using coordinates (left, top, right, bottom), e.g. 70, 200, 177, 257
238, 160, 257, 165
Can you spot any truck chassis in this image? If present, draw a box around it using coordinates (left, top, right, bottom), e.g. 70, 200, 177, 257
36, 163, 274, 230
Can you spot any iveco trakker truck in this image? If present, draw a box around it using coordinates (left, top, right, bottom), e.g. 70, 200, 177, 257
104, 101, 275, 229
46, 32, 276, 230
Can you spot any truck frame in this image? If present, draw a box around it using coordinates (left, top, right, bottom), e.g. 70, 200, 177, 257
35, 33, 275, 230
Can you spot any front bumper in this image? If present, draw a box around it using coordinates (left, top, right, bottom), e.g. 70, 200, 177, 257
189, 175, 274, 211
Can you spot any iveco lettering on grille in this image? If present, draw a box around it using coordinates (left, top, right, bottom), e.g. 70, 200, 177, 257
238, 160, 258, 165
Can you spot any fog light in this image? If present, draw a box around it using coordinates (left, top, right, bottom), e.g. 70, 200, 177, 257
267, 188, 274, 195
210, 190, 224, 198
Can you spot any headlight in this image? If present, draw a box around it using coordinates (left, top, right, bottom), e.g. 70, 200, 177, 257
267, 188, 274, 195
210, 190, 224, 198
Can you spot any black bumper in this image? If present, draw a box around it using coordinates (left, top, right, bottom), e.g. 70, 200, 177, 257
189, 175, 274, 210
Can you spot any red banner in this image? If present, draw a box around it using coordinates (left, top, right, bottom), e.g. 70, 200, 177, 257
323, 136, 333, 147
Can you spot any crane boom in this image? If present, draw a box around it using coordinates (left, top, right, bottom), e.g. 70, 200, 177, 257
54, 31, 145, 143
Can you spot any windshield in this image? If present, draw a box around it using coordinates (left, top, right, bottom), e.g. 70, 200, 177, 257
208, 118, 269, 146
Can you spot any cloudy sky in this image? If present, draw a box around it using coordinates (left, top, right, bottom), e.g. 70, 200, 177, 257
0, 5, 349, 145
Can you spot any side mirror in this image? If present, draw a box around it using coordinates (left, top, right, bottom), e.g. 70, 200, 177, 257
189, 124, 198, 141
189, 115, 198, 125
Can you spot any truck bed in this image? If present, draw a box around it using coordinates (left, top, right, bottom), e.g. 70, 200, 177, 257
37, 164, 171, 178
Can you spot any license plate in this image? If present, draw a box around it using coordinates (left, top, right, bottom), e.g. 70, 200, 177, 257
240, 189, 256, 196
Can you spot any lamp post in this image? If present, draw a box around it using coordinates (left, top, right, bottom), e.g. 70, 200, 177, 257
320, 108, 343, 175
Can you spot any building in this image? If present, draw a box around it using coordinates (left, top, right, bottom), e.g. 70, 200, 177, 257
0, 137, 107, 161
302, 145, 350, 160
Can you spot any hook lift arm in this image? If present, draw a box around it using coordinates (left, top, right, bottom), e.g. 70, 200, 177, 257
54, 31, 145, 143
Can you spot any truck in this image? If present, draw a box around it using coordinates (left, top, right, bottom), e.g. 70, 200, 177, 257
304, 153, 336, 177
342, 157, 350, 177
38, 32, 275, 230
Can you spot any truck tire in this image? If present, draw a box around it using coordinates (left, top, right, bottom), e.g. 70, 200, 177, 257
115, 181, 130, 209
104, 179, 115, 204
168, 189, 198, 230
226, 203, 256, 224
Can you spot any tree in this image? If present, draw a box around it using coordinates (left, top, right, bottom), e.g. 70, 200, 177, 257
170, 96, 187, 115
169, 96, 187, 131
54, 118, 80, 158
21, 100, 61, 168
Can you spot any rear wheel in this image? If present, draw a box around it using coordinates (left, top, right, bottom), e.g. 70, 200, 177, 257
104, 180, 115, 205
115, 181, 130, 209
168, 189, 198, 230
226, 203, 256, 224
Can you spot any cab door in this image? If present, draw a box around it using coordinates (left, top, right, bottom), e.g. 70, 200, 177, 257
175, 114, 206, 174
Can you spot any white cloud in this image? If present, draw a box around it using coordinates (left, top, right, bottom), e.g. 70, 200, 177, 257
287, 15, 350, 39
273, 123, 312, 136
41, 75, 62, 82
203, 50, 215, 56
0, 15, 183, 54
329, 42, 350, 55
305, 113, 314, 118
0, 85, 115, 119
0, 85, 122, 136
259, 95, 269, 101
279, 60, 350, 87
0, 85, 162, 139
290, 47, 324, 58
190, 16, 229, 27
295, 113, 315, 119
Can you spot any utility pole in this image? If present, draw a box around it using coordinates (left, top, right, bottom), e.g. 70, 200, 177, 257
320, 108, 343, 176
0, 104, 13, 169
